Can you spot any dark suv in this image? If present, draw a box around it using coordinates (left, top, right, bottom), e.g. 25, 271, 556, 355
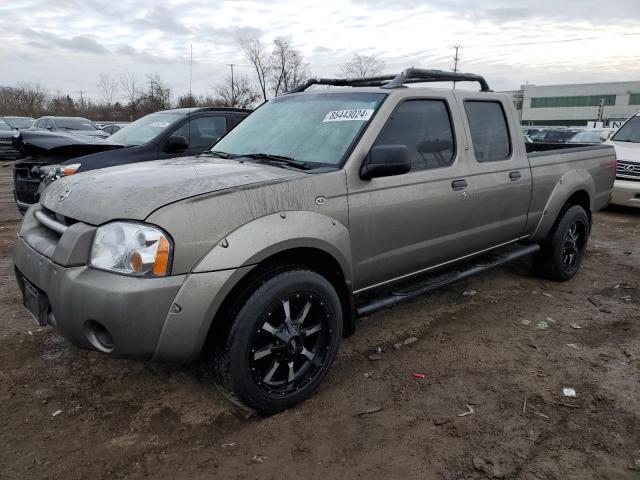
13, 107, 250, 213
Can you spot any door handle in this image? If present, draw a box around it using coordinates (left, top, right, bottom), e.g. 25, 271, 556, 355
509, 171, 522, 181
451, 179, 468, 191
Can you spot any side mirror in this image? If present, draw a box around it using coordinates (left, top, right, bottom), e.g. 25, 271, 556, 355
164, 135, 189, 153
599, 131, 610, 141
360, 145, 411, 180
46, 125, 53, 131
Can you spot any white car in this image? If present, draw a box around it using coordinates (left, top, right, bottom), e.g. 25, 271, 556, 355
606, 113, 640, 208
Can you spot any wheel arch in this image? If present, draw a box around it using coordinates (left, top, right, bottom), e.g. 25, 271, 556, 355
201, 246, 355, 364
530, 169, 594, 242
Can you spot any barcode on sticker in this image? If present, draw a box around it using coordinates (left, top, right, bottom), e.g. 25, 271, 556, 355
323, 109, 374, 122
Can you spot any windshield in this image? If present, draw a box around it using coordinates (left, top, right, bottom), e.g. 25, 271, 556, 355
612, 115, 640, 142
569, 131, 603, 143
56, 118, 97, 130
213, 92, 386, 166
4, 117, 33, 129
109, 112, 183, 146
0, 119, 11, 131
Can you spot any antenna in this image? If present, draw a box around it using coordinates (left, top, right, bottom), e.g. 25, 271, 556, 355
188, 43, 193, 149
228, 63, 236, 106
189, 43, 193, 108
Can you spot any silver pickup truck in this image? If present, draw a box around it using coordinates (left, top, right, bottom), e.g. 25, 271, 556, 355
13, 69, 616, 414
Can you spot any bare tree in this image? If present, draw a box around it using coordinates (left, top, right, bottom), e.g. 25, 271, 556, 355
140, 73, 172, 112
241, 37, 270, 102
340, 53, 385, 79
120, 73, 140, 118
97, 73, 119, 106
269, 38, 309, 96
214, 74, 258, 108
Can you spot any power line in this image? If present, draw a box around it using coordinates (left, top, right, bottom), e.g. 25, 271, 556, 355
470, 31, 640, 49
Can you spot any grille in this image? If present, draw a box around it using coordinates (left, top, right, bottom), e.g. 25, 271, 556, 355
14, 167, 42, 205
616, 160, 640, 182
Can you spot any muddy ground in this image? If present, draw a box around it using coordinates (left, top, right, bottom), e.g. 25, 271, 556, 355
0, 166, 639, 479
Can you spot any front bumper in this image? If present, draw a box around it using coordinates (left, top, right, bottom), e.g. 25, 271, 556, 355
611, 179, 640, 208
14, 237, 185, 359
13, 207, 253, 363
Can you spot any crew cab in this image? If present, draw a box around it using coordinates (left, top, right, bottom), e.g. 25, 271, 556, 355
12, 107, 250, 213
13, 69, 616, 415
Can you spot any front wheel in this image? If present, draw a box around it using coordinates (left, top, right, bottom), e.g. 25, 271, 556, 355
535, 204, 590, 281
210, 269, 343, 415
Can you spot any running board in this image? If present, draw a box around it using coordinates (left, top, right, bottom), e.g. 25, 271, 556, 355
355, 243, 540, 317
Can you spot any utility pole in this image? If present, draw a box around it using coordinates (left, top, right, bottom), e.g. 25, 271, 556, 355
78, 90, 86, 111
452, 45, 461, 90
227, 63, 236, 107
597, 98, 605, 123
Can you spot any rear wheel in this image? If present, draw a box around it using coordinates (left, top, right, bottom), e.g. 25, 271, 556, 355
210, 269, 342, 415
535, 204, 590, 281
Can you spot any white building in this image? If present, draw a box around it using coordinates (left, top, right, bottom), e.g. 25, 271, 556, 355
502, 81, 640, 127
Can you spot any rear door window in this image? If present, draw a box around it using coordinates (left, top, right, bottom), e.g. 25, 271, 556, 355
464, 101, 511, 162
374, 99, 455, 171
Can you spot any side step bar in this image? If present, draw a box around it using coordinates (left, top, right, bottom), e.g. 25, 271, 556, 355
355, 243, 540, 317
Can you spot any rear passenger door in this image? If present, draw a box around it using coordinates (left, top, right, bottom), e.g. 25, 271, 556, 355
455, 96, 532, 250
347, 95, 476, 290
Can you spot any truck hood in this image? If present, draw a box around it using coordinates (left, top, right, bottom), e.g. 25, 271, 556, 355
14, 130, 124, 163
608, 140, 640, 162
40, 157, 303, 225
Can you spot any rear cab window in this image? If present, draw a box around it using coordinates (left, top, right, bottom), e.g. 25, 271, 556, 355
464, 100, 511, 162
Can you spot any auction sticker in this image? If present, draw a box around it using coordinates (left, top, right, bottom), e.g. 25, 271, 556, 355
323, 109, 374, 122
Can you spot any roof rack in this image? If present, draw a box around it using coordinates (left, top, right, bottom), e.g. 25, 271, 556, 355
287, 68, 492, 94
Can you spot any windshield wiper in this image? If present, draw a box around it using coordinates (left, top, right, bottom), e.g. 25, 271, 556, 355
615, 139, 640, 143
203, 150, 232, 158
241, 153, 315, 170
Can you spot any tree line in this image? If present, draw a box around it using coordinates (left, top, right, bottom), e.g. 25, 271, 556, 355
0, 37, 384, 121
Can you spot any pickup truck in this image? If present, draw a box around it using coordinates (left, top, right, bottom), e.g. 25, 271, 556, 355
13, 69, 616, 415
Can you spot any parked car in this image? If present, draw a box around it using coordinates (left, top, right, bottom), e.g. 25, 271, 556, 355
30, 116, 109, 139
100, 123, 130, 136
0, 118, 20, 159
13, 68, 616, 415
568, 128, 614, 144
605, 112, 640, 207
12, 107, 250, 213
3, 116, 34, 130
529, 128, 582, 143
522, 127, 544, 136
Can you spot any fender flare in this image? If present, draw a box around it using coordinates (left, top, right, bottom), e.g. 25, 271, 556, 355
193, 210, 353, 284
530, 168, 595, 242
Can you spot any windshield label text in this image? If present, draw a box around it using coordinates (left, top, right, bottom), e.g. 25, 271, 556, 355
323, 109, 374, 122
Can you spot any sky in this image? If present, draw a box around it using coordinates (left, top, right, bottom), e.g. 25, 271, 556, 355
1, 0, 640, 102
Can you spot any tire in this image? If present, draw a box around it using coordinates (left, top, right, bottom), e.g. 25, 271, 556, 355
534, 204, 590, 281
210, 269, 343, 415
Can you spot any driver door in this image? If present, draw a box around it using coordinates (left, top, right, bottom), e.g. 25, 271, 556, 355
347, 95, 476, 291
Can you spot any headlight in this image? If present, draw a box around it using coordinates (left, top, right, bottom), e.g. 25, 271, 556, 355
89, 222, 172, 277
40, 163, 81, 185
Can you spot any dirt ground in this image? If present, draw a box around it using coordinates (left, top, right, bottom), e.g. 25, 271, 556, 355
0, 166, 639, 480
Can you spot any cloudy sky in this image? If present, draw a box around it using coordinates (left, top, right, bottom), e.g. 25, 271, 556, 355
1, 0, 639, 102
